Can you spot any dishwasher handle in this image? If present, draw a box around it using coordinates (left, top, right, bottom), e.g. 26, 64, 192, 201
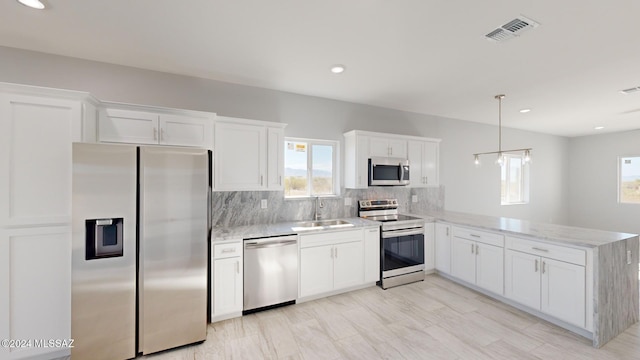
244, 238, 297, 249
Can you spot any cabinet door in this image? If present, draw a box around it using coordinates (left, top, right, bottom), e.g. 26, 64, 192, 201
300, 246, 334, 298
214, 122, 266, 190
450, 237, 476, 284
213, 256, 243, 316
389, 139, 407, 158
475, 242, 504, 295
422, 141, 439, 186
159, 114, 212, 148
355, 136, 370, 188
505, 250, 541, 310
363, 228, 380, 283
0, 227, 71, 360
408, 141, 425, 188
99, 109, 158, 144
266, 127, 284, 190
333, 241, 364, 290
541, 258, 586, 327
434, 223, 451, 273
0, 94, 80, 227
424, 223, 435, 271
369, 137, 390, 157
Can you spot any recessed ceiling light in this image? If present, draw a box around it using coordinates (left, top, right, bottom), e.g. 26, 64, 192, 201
330, 65, 345, 74
519, 108, 531, 113
17, 0, 45, 9
594, 126, 604, 130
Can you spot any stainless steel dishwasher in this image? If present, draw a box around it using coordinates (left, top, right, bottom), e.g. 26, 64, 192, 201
243, 234, 298, 312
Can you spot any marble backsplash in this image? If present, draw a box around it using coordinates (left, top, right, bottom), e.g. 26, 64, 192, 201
212, 186, 444, 228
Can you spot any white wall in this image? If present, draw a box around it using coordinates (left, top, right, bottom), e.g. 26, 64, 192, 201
569, 130, 640, 234
0, 46, 570, 224
431, 118, 570, 224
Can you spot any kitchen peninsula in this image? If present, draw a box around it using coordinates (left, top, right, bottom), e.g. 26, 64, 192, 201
419, 210, 639, 348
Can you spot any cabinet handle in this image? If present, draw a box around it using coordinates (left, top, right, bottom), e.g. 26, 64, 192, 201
368, 229, 378, 233
236, 260, 240, 274
221, 248, 236, 254
425, 176, 428, 184
532, 247, 549, 252
279, 175, 282, 185
153, 127, 158, 140
471, 244, 474, 254
470, 234, 480, 238
542, 261, 546, 274
446, 227, 449, 236
335, 247, 338, 258
261, 175, 264, 186
160, 128, 164, 141
475, 245, 479, 255
535, 259, 538, 272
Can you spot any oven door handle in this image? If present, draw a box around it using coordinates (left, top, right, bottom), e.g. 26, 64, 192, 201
382, 228, 424, 238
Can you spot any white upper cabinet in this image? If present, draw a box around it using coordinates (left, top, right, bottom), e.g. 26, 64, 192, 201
369, 137, 407, 158
344, 130, 440, 189
408, 139, 440, 187
98, 104, 214, 148
214, 116, 286, 191
266, 127, 285, 190
0, 88, 96, 228
344, 132, 370, 189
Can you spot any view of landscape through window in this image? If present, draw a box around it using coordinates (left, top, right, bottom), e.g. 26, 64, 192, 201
501, 154, 527, 205
619, 157, 640, 204
284, 140, 334, 197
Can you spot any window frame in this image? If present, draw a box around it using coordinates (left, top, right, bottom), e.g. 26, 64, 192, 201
500, 153, 530, 206
284, 137, 340, 198
618, 156, 640, 204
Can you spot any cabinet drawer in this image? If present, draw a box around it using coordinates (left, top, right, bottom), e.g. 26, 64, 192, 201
213, 242, 242, 259
505, 236, 585, 266
452, 226, 504, 247
300, 229, 363, 249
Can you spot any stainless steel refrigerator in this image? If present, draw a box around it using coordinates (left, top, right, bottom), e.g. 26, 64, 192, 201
71, 143, 210, 359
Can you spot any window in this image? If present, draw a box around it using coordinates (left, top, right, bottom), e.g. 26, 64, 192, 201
619, 157, 640, 204
501, 154, 529, 205
284, 138, 338, 197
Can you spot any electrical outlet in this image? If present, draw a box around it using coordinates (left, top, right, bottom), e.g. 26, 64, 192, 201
261, 199, 268, 209
411, 195, 418, 203
627, 250, 632, 265
344, 197, 352, 206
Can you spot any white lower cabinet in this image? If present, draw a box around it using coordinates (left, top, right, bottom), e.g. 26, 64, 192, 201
505, 236, 586, 328
211, 241, 243, 320
299, 229, 364, 298
424, 222, 435, 271
450, 226, 504, 295
434, 223, 451, 274
363, 227, 381, 283
0, 226, 71, 360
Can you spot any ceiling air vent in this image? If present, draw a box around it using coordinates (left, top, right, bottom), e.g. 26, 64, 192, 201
620, 87, 640, 95
485, 15, 540, 42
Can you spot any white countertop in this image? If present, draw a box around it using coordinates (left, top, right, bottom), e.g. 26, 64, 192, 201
212, 217, 380, 242
413, 210, 637, 248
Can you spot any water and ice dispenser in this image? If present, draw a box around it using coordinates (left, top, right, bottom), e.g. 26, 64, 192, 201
85, 218, 124, 259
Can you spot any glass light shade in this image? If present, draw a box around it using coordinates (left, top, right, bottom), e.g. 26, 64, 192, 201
474, 155, 480, 166
495, 153, 505, 166
17, 0, 45, 9
524, 149, 531, 163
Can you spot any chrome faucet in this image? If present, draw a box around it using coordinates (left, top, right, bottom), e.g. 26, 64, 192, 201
314, 196, 325, 221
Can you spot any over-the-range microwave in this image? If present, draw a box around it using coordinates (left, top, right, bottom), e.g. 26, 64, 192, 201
368, 157, 410, 186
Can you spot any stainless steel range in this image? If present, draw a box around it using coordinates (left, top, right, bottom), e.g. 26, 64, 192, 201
359, 199, 425, 289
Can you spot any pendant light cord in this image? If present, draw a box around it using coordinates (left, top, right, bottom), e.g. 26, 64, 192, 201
496, 94, 504, 153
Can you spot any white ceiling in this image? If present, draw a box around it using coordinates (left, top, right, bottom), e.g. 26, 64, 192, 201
1, 0, 640, 137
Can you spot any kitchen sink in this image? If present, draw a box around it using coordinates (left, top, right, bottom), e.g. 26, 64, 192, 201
291, 219, 355, 231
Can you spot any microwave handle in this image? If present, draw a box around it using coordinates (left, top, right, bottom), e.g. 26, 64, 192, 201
399, 163, 405, 181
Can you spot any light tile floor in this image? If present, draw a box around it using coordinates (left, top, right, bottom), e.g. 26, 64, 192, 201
140, 274, 640, 359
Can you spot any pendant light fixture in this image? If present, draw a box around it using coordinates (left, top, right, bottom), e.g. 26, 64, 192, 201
473, 94, 531, 166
